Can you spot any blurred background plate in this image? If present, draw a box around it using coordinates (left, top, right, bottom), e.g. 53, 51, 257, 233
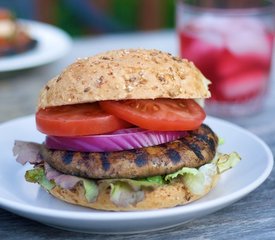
0, 19, 72, 72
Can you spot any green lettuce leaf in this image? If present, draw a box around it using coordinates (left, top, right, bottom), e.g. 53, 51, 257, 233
218, 137, 225, 145
110, 182, 144, 207
25, 168, 55, 191
216, 152, 241, 173
165, 164, 216, 195
143, 175, 164, 185
99, 178, 163, 207
100, 178, 162, 192
164, 152, 241, 195
164, 167, 199, 182
25, 167, 99, 202
83, 179, 98, 202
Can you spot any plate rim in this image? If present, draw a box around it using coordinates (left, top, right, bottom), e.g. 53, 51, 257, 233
0, 115, 273, 221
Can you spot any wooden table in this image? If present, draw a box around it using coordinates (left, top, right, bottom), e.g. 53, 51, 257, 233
0, 31, 274, 239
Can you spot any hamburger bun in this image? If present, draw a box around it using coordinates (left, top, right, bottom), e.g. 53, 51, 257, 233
38, 49, 210, 109
48, 174, 219, 211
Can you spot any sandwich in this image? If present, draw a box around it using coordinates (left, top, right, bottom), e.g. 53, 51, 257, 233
13, 49, 240, 211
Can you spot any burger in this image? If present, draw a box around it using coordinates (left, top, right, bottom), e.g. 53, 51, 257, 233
13, 49, 240, 211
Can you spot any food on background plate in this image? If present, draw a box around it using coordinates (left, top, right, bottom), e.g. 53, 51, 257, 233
0, 8, 37, 56
13, 49, 240, 211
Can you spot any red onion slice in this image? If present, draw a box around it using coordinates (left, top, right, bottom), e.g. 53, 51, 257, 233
45, 128, 188, 152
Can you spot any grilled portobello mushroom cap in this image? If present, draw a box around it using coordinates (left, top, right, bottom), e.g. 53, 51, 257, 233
40, 124, 218, 179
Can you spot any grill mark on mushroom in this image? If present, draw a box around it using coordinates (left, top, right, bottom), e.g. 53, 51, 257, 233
166, 149, 181, 164
179, 139, 204, 161
62, 151, 74, 164
100, 152, 111, 171
134, 153, 148, 167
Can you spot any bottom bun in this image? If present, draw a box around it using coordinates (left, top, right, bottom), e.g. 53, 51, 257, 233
47, 175, 220, 211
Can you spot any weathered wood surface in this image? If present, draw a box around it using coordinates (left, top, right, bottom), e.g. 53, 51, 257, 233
0, 32, 274, 239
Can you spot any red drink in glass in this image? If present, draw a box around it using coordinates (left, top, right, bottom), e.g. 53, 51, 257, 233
177, 1, 274, 117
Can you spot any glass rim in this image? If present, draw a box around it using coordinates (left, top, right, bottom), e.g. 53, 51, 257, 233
177, 0, 275, 16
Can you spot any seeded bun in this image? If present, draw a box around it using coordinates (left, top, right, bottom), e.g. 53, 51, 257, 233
38, 49, 210, 109
48, 175, 219, 211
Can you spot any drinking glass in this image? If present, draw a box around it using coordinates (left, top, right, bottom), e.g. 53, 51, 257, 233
177, 0, 274, 117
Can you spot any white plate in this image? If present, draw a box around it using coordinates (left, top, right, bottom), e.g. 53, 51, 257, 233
0, 115, 273, 234
0, 20, 72, 72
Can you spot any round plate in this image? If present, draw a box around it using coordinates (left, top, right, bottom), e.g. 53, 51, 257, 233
0, 20, 72, 72
0, 115, 273, 234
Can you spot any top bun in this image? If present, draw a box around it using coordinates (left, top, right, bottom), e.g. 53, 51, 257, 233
38, 49, 210, 109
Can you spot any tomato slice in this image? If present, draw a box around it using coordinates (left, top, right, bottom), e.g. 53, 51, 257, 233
36, 103, 132, 136
100, 99, 206, 131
